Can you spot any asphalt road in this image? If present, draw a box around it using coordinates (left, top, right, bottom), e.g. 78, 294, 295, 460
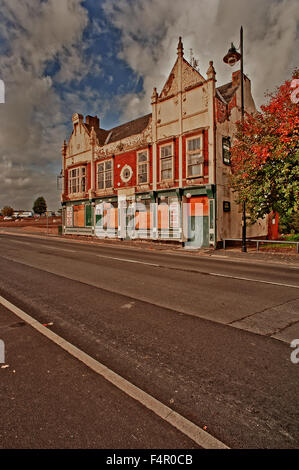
0, 232, 298, 449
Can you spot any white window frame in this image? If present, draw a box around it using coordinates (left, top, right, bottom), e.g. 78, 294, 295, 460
68, 166, 86, 195
160, 143, 174, 182
137, 149, 149, 185
186, 134, 204, 178
97, 159, 114, 190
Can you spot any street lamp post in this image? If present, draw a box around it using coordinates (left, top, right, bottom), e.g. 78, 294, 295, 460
223, 26, 247, 252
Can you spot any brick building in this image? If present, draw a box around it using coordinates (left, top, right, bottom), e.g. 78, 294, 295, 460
61, 38, 268, 247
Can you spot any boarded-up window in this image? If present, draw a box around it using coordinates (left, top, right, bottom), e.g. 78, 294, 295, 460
188, 197, 208, 217
136, 201, 151, 229
73, 204, 85, 227
158, 203, 169, 229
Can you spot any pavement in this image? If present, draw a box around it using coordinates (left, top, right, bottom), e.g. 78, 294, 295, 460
0, 230, 298, 449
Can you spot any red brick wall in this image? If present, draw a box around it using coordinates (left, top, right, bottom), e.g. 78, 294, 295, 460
228, 94, 237, 117
115, 150, 137, 188
216, 97, 227, 123
64, 130, 211, 200
87, 162, 91, 192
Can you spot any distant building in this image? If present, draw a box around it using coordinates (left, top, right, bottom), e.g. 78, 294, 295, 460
60, 38, 268, 247
13, 211, 33, 218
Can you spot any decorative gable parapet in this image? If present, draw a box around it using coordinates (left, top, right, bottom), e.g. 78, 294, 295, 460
96, 120, 152, 158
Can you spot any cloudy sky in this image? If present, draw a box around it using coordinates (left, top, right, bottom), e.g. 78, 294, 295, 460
0, 0, 298, 211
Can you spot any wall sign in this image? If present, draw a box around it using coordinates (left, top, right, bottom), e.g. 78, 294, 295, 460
223, 201, 231, 212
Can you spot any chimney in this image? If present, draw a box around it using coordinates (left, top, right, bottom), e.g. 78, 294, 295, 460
85, 115, 100, 129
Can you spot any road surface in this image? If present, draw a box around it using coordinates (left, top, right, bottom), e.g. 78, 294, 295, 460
0, 232, 298, 448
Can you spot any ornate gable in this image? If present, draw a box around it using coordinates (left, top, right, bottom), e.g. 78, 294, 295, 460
159, 56, 206, 100
182, 58, 205, 90
159, 59, 179, 98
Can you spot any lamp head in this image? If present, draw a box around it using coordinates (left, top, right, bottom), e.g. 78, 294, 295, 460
223, 43, 241, 66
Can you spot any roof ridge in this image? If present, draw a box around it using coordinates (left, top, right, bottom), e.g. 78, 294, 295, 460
109, 112, 152, 132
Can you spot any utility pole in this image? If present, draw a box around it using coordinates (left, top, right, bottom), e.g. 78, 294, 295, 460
223, 26, 247, 252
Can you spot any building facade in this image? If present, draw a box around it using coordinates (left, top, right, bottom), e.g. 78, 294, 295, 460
61, 38, 268, 248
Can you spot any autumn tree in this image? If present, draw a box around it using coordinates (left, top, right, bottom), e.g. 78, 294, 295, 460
230, 70, 299, 228
2, 206, 14, 217
33, 196, 47, 215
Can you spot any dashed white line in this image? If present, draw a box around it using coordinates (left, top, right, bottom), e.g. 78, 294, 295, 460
96, 254, 299, 289
97, 254, 159, 267
2, 238, 76, 253
209, 272, 299, 289
38, 244, 76, 253
2, 237, 298, 289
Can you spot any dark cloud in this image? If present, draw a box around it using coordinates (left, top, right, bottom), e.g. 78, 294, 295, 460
0, 0, 298, 210
103, 0, 299, 119
0, 0, 92, 210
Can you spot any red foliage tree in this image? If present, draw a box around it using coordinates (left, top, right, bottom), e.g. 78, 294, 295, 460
230, 69, 299, 224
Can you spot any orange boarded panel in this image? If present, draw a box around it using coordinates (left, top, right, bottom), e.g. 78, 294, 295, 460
188, 197, 209, 217
103, 207, 118, 229
136, 211, 147, 229
73, 204, 85, 227
158, 204, 169, 229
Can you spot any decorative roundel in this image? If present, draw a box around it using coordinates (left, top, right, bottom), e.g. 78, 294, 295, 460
120, 164, 133, 183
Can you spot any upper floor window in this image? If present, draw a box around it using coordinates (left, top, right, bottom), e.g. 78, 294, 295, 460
222, 137, 231, 165
186, 136, 204, 177
97, 159, 113, 190
137, 150, 149, 184
160, 144, 173, 181
68, 166, 86, 194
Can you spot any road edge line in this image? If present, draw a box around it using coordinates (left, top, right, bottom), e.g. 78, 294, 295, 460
0, 294, 229, 450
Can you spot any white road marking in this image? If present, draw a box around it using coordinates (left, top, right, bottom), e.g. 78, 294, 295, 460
3, 239, 32, 246
209, 272, 299, 289
2, 237, 298, 288
97, 254, 299, 289
1, 230, 298, 270
38, 244, 76, 253
2, 238, 75, 253
0, 294, 229, 449
97, 254, 159, 267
